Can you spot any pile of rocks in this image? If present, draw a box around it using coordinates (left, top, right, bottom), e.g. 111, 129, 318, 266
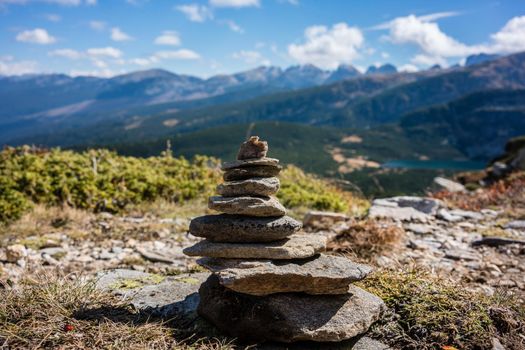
184, 136, 385, 343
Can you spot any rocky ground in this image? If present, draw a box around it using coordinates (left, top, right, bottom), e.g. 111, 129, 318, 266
1, 190, 524, 349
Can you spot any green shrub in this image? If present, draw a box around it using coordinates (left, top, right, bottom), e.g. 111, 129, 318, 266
279, 165, 351, 212
0, 147, 221, 223
0, 147, 363, 223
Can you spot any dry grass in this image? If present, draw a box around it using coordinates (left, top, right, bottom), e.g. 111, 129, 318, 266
327, 219, 405, 260
0, 205, 95, 242
0, 200, 209, 247
0, 273, 235, 350
433, 171, 525, 218
358, 268, 525, 350
123, 199, 208, 220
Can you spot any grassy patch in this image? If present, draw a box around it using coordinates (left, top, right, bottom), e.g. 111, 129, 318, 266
358, 268, 525, 350
327, 219, 405, 260
279, 165, 369, 215
0, 274, 233, 349
433, 171, 525, 218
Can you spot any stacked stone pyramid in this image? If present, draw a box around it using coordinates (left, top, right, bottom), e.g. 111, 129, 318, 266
183, 136, 385, 343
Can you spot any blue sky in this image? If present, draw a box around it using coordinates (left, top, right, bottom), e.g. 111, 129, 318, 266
1, 0, 524, 78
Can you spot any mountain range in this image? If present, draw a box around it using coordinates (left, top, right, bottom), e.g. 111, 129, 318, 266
2, 52, 525, 165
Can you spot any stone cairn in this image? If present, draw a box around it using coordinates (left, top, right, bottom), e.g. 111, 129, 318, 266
183, 136, 385, 343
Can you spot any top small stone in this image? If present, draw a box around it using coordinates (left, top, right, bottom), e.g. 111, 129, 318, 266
237, 136, 268, 160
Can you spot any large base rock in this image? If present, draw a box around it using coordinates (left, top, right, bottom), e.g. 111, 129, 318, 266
198, 254, 372, 295
198, 274, 385, 343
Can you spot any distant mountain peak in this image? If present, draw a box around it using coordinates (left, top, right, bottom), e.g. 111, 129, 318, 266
465, 53, 500, 66
366, 63, 397, 75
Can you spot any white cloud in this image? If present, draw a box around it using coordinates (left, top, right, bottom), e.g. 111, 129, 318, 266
16, 28, 56, 44
176, 4, 213, 22
489, 16, 525, 54
130, 49, 201, 66
89, 20, 106, 31
154, 31, 181, 46
398, 63, 419, 72
87, 47, 123, 58
48, 48, 82, 59
375, 13, 525, 68
288, 23, 364, 69
110, 27, 133, 41
209, 0, 259, 8
371, 11, 460, 30
85, 0, 96, 4
410, 54, 447, 67
232, 50, 269, 65
154, 49, 200, 60
0, 57, 38, 75
388, 15, 479, 57
223, 19, 243, 33
381, 51, 390, 59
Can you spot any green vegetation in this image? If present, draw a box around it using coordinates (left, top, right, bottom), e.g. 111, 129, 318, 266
0, 146, 221, 223
278, 165, 365, 214
0, 146, 358, 224
359, 268, 524, 350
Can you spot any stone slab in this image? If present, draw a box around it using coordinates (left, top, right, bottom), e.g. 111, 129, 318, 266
221, 157, 279, 170
198, 254, 372, 295
209, 196, 286, 217
183, 233, 326, 259
223, 165, 282, 181
189, 214, 301, 243
217, 177, 280, 197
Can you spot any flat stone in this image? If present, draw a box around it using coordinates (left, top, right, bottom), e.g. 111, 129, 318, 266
96, 269, 209, 319
198, 254, 372, 296
184, 234, 326, 259
217, 177, 280, 197
223, 165, 282, 181
405, 223, 434, 235
505, 220, 525, 230
198, 274, 385, 342
444, 248, 481, 261
369, 205, 430, 222
221, 157, 279, 170
372, 196, 442, 215
209, 196, 286, 217
448, 209, 484, 221
434, 177, 466, 193
189, 214, 302, 242
237, 136, 268, 160
437, 208, 463, 222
